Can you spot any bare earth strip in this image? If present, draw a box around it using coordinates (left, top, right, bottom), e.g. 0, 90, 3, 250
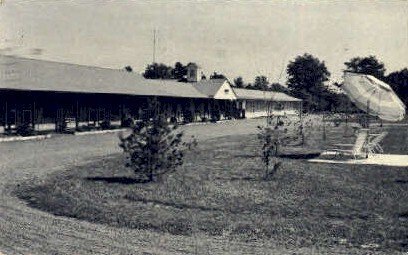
0, 119, 398, 254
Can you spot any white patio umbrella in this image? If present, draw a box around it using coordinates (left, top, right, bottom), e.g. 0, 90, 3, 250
342, 72, 406, 122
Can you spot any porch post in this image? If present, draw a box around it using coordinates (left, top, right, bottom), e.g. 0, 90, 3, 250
32, 101, 36, 131
5, 101, 8, 132
75, 100, 79, 129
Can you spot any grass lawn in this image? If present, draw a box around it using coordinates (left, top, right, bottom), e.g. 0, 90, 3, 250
14, 123, 408, 253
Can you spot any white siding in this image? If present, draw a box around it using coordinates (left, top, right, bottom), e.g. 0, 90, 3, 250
243, 100, 301, 118
213, 81, 237, 100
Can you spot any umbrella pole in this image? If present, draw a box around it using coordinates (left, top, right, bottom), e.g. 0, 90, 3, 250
365, 100, 370, 158
366, 100, 370, 129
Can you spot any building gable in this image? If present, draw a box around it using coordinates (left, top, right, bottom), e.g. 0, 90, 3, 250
213, 80, 237, 100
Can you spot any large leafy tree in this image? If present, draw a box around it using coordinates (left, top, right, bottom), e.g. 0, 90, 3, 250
269, 83, 289, 93
344, 55, 386, 79
286, 53, 331, 111
143, 63, 173, 79
253, 76, 269, 91
233, 76, 245, 88
210, 72, 226, 79
386, 68, 408, 106
143, 62, 190, 80
172, 62, 187, 80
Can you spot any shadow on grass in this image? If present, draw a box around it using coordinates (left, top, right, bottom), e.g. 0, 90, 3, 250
233, 152, 321, 160
277, 152, 321, 159
233, 154, 259, 158
124, 195, 224, 212
394, 179, 408, 184
85, 176, 150, 184
215, 176, 262, 182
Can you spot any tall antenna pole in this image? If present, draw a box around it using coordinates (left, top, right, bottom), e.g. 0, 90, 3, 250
153, 29, 156, 63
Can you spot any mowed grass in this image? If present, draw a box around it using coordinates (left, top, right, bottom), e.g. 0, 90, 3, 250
14, 124, 408, 253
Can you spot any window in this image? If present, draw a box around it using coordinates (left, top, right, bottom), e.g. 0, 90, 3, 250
224, 89, 229, 93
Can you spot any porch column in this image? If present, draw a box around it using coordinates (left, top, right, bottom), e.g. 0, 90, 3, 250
4, 101, 8, 132
32, 101, 36, 131
190, 99, 195, 122
76, 100, 79, 129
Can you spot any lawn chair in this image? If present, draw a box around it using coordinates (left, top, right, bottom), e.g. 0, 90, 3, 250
365, 131, 388, 154
326, 129, 369, 159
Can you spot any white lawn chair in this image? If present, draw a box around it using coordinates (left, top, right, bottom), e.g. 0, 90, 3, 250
365, 131, 388, 154
327, 129, 369, 159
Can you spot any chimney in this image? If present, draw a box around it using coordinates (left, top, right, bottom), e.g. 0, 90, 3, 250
186, 62, 200, 82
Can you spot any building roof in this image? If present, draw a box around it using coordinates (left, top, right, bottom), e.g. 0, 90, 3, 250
0, 55, 208, 99
192, 79, 229, 97
233, 88, 302, 102
0, 55, 301, 103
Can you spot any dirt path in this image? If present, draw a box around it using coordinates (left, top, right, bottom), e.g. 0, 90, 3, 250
0, 118, 392, 254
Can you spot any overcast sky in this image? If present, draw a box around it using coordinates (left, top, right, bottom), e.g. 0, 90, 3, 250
0, 0, 407, 84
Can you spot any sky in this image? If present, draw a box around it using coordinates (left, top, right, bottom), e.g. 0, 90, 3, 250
0, 0, 407, 85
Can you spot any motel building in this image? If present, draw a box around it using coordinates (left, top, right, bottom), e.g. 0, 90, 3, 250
0, 55, 302, 135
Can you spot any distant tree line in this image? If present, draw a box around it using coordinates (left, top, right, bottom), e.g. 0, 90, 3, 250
142, 62, 188, 81
232, 76, 290, 94
344, 55, 408, 108
142, 62, 227, 81
137, 54, 407, 113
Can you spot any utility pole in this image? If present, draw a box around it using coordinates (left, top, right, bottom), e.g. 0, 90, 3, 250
153, 29, 157, 63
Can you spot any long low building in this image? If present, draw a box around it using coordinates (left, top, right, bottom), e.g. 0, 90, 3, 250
0, 55, 302, 134
234, 88, 302, 118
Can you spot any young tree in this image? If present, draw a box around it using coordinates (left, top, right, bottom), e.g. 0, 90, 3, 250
257, 114, 302, 180
286, 53, 331, 111
344, 55, 386, 79
119, 99, 197, 182
257, 125, 280, 180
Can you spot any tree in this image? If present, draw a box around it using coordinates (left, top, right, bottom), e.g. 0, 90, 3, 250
286, 53, 331, 111
173, 62, 187, 80
386, 68, 408, 106
257, 116, 295, 180
143, 63, 173, 79
344, 55, 386, 79
269, 83, 289, 93
124, 66, 133, 72
257, 125, 281, 180
119, 99, 197, 182
233, 77, 245, 88
210, 72, 226, 79
253, 76, 269, 91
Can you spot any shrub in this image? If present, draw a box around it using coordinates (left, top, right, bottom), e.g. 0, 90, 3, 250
121, 117, 134, 128
119, 99, 197, 182
100, 120, 111, 130
16, 123, 34, 136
